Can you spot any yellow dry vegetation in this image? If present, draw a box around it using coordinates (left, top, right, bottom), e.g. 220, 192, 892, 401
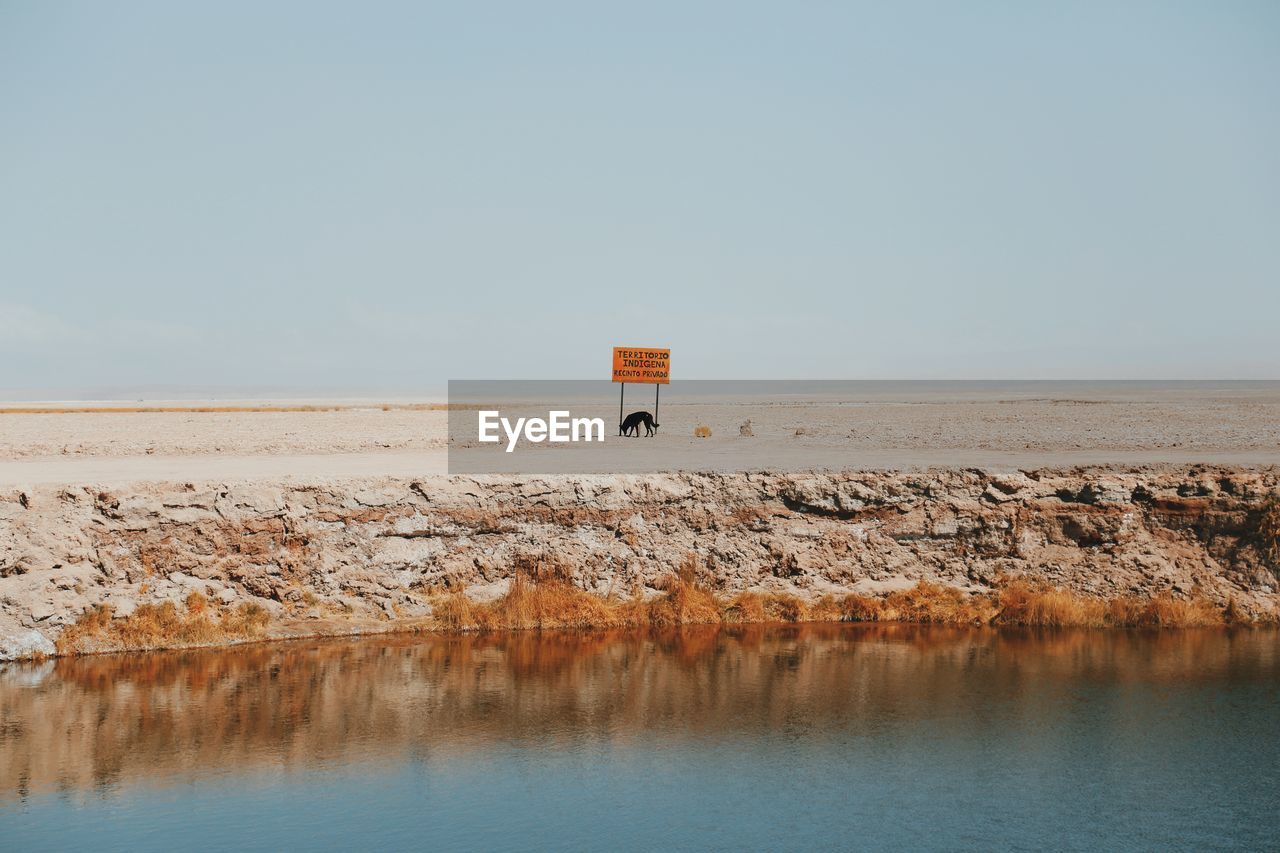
432, 555, 725, 631
56, 593, 270, 655
56, 558, 1271, 659
428, 565, 1261, 634
994, 580, 1109, 627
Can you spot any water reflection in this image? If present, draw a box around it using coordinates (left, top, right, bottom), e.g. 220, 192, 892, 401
1, 625, 1277, 801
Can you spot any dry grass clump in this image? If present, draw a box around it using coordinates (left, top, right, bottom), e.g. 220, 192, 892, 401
724, 592, 766, 623
481, 574, 623, 630
876, 581, 996, 625
693, 425, 712, 438
218, 601, 272, 635
990, 579, 1227, 628
1106, 593, 1224, 628
56, 592, 270, 655
647, 575, 722, 626
430, 591, 480, 630
807, 595, 846, 621
732, 583, 1003, 627
837, 579, 1233, 629
994, 580, 1107, 627
760, 593, 809, 622
57, 601, 115, 646
432, 555, 724, 632
724, 592, 843, 623
647, 557, 722, 626
840, 593, 886, 622
428, 570, 1247, 636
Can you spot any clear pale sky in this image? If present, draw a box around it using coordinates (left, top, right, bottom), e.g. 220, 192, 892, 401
3, 2, 1277, 392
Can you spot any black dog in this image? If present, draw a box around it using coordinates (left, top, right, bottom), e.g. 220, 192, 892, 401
619, 411, 660, 437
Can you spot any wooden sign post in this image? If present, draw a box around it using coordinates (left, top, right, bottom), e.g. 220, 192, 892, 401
611, 347, 670, 432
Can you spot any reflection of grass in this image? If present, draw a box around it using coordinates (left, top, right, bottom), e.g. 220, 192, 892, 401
57, 593, 269, 655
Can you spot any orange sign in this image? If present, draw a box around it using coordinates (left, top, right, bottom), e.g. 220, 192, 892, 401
612, 347, 670, 384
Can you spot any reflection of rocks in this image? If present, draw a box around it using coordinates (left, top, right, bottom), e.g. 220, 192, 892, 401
0, 625, 1275, 800
1, 465, 1278, 657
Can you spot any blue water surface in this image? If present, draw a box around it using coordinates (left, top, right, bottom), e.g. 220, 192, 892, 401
1, 625, 1276, 851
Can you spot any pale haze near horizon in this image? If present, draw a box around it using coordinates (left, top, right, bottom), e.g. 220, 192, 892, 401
2, 1, 1277, 395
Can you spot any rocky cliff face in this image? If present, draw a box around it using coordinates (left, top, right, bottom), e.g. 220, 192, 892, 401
2, 465, 1277, 657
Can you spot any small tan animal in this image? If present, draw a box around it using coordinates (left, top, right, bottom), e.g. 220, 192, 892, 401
739, 419, 753, 437
694, 425, 712, 438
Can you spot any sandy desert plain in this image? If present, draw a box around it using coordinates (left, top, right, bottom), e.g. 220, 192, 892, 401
3, 382, 1280, 482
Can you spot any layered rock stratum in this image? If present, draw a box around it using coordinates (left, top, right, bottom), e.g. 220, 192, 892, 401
2, 465, 1277, 658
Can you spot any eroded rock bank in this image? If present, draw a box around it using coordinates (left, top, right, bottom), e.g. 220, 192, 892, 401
2, 465, 1278, 658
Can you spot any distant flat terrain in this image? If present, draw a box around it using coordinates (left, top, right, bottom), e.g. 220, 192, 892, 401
2, 382, 1278, 485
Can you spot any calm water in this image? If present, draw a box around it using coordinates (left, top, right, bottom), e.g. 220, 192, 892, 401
1, 625, 1277, 851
